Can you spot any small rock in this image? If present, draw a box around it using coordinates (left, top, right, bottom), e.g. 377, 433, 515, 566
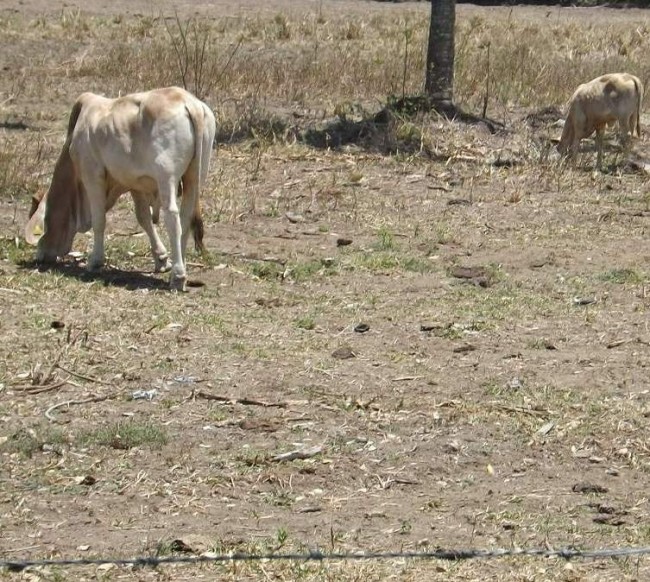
365, 510, 387, 519
239, 418, 280, 432
285, 212, 305, 224
131, 389, 158, 401
595, 504, 618, 514
536, 421, 555, 436
50, 320, 65, 330
573, 296, 597, 306
572, 482, 608, 494
530, 258, 549, 269
443, 440, 461, 453
507, 377, 523, 390
255, 297, 281, 308
354, 323, 370, 333
97, 564, 115, 572
336, 237, 353, 247
593, 514, 626, 526
332, 346, 356, 360
453, 344, 476, 354
296, 506, 322, 513
420, 323, 440, 332
588, 456, 607, 464
451, 266, 487, 280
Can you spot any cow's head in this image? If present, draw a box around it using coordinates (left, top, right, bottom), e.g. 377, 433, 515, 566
24, 145, 88, 262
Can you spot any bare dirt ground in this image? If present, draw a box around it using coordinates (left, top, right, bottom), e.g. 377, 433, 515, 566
1, 1, 650, 581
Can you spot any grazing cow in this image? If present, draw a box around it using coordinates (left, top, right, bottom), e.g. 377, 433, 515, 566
24, 87, 216, 291
558, 73, 643, 169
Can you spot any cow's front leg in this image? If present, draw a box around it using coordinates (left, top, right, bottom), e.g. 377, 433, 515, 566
132, 193, 170, 272
84, 181, 108, 272
160, 181, 186, 291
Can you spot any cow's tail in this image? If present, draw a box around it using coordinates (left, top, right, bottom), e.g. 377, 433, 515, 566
184, 100, 216, 254
633, 76, 643, 138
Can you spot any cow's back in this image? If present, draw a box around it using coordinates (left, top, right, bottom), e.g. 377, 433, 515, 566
69, 88, 196, 196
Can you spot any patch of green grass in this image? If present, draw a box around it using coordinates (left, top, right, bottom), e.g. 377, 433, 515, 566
351, 251, 399, 272
193, 313, 231, 334
288, 258, 337, 282
443, 282, 556, 323
295, 314, 316, 330
262, 488, 294, 507
346, 249, 435, 274
79, 420, 168, 450
401, 256, 435, 273
249, 261, 284, 280
598, 268, 645, 285
235, 447, 269, 468
0, 236, 32, 264
374, 226, 397, 251
1, 425, 68, 458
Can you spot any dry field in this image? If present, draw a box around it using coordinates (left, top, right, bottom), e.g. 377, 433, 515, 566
2, 1, 650, 580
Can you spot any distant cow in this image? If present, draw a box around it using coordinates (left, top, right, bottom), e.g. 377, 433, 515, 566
558, 73, 643, 169
25, 87, 216, 291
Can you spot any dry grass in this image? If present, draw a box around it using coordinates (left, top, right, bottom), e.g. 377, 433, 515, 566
2, 2, 650, 581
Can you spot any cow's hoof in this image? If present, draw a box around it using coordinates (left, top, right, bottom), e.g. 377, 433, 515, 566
169, 275, 187, 292
154, 255, 172, 273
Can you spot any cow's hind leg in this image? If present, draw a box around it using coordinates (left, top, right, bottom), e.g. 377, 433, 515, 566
159, 179, 186, 291
618, 116, 634, 157
595, 128, 605, 170
132, 193, 171, 272
179, 173, 199, 261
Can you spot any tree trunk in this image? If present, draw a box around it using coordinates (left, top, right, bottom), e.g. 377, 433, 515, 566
425, 0, 456, 111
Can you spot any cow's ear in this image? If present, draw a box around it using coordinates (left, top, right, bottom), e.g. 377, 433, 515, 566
24, 192, 47, 245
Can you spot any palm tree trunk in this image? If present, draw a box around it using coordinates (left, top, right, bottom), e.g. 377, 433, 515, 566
425, 0, 456, 111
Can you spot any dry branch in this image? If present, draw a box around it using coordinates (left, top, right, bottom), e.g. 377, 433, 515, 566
191, 389, 288, 408
11, 380, 68, 395
56, 364, 110, 385
45, 393, 117, 422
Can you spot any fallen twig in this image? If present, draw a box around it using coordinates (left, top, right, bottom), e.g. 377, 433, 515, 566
491, 403, 549, 417
606, 339, 634, 349
272, 445, 323, 462
392, 376, 423, 382
45, 393, 116, 422
192, 389, 288, 408
56, 364, 110, 385
11, 380, 68, 395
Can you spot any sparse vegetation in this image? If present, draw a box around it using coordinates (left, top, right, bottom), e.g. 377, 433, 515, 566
1, 2, 650, 581
79, 420, 168, 450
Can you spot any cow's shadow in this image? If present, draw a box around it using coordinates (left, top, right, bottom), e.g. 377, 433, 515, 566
19, 259, 173, 291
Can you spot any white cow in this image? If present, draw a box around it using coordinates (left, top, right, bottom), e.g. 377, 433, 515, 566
25, 87, 216, 291
558, 73, 643, 169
